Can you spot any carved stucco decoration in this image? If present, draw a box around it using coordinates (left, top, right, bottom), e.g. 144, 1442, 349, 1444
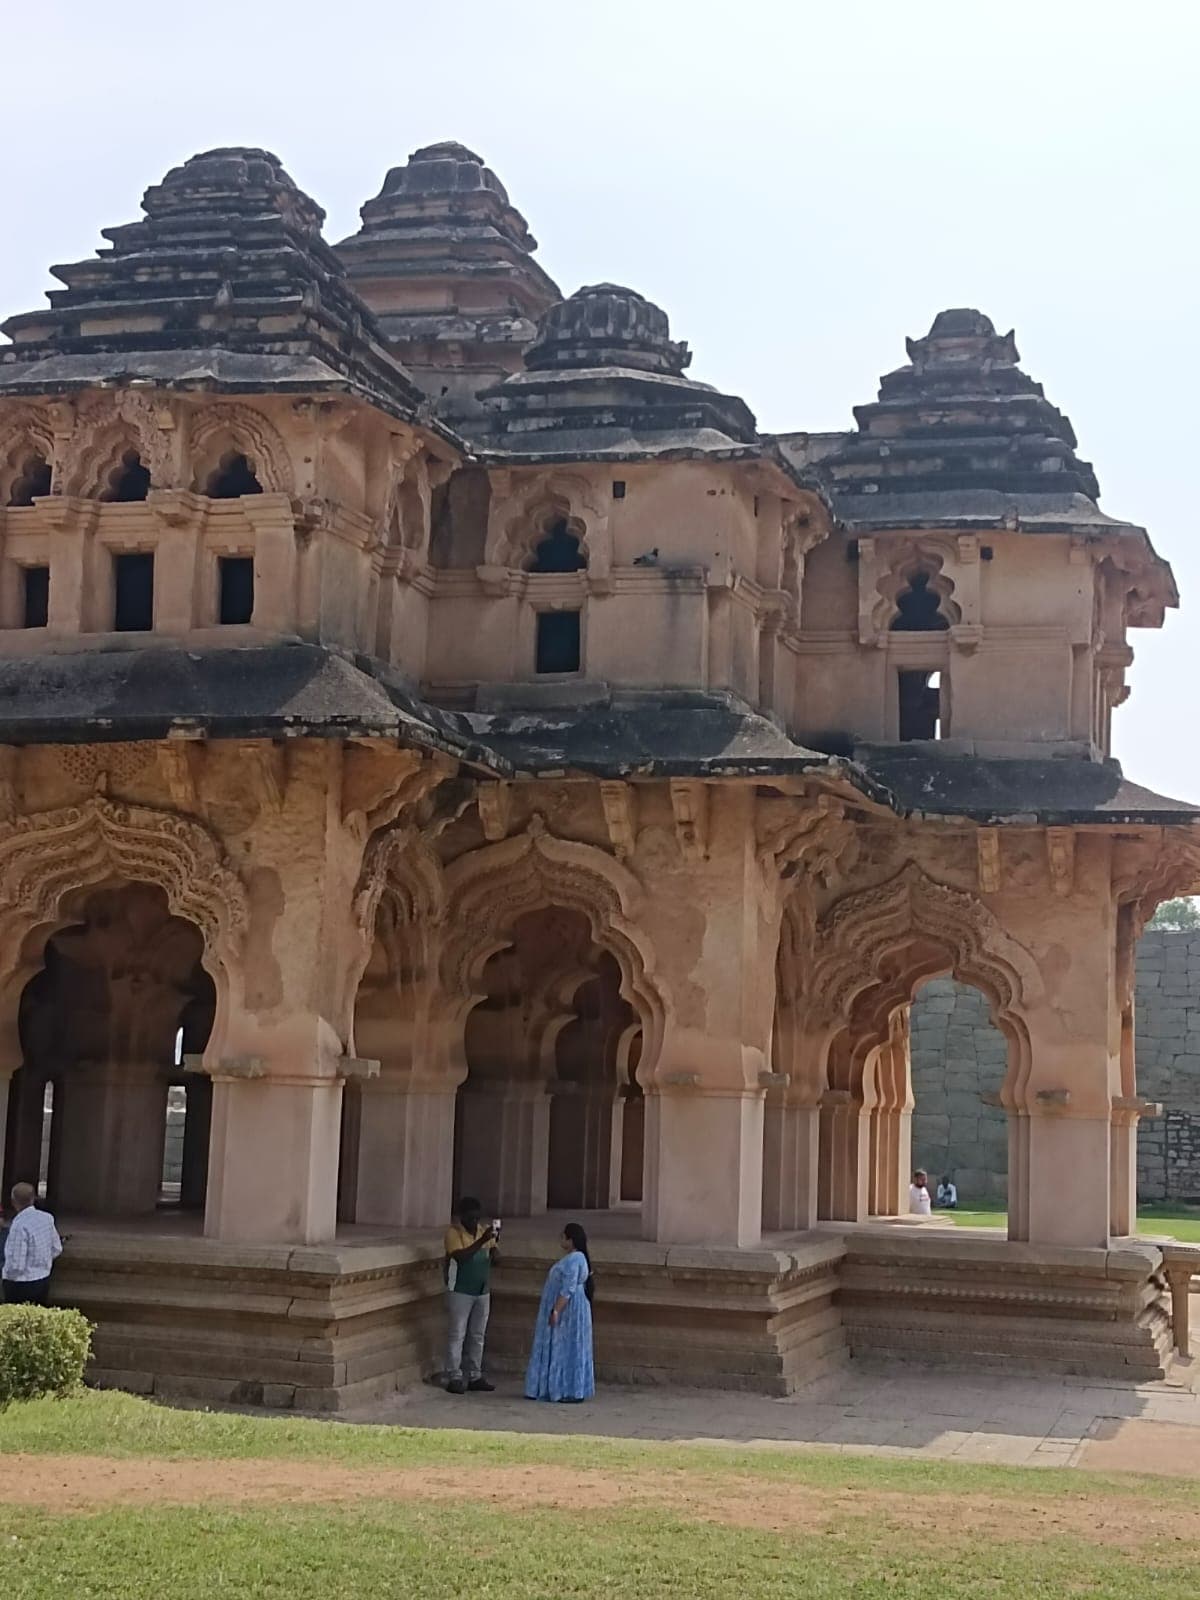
758, 793, 856, 904
807, 861, 1044, 1032
860, 535, 963, 645
188, 402, 295, 496
440, 815, 666, 1081
0, 403, 57, 501
0, 797, 249, 1076
484, 470, 611, 582
61, 392, 177, 497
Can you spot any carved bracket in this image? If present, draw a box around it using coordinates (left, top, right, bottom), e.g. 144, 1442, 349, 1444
669, 779, 709, 864
1046, 828, 1076, 897
477, 782, 513, 843
977, 828, 1001, 895
338, 1056, 381, 1080
599, 781, 638, 859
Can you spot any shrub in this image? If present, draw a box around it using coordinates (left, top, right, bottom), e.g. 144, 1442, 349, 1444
0, 1305, 93, 1405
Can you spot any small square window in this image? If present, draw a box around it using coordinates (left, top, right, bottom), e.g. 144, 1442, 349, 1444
218, 556, 254, 625
535, 610, 581, 674
113, 552, 154, 632
612, 480, 626, 500
22, 566, 49, 628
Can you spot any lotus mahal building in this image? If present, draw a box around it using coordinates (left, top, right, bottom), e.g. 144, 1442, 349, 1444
0, 143, 1197, 1407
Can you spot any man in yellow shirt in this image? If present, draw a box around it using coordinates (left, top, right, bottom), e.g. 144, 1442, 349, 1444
443, 1195, 498, 1394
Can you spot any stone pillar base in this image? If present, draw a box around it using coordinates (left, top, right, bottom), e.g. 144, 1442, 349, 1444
762, 1100, 819, 1232
354, 1084, 457, 1229
205, 1076, 343, 1245
1026, 1114, 1111, 1247
646, 1090, 763, 1247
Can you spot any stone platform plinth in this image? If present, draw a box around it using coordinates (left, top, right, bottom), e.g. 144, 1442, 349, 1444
836, 1229, 1173, 1379
55, 1229, 445, 1413
485, 1235, 845, 1395
46, 1218, 1175, 1409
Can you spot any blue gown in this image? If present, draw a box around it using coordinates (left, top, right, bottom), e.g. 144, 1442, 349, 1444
524, 1248, 595, 1401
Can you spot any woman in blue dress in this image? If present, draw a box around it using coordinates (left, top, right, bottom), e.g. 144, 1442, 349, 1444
524, 1222, 595, 1403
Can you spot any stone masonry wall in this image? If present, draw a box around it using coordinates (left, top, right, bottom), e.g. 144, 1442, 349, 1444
910, 977, 1009, 1203
1129, 930, 1200, 1202
910, 930, 1200, 1207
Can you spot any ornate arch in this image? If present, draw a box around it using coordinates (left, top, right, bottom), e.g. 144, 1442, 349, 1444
189, 403, 294, 496
0, 796, 247, 974
806, 862, 1039, 1107
441, 816, 665, 1084
0, 797, 248, 1075
0, 405, 56, 505
871, 537, 961, 634
62, 393, 174, 497
485, 471, 609, 577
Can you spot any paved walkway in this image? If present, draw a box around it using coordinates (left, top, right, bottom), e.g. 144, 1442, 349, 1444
354, 1357, 1200, 1472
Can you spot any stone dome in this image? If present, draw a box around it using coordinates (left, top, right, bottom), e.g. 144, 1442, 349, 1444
524, 284, 691, 376
355, 142, 537, 254
139, 147, 325, 235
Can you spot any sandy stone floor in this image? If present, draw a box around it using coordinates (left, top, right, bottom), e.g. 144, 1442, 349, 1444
347, 1356, 1200, 1474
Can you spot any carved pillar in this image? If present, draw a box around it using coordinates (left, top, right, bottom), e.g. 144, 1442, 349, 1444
548, 1080, 614, 1210
200, 742, 375, 1246
637, 786, 779, 1249
609, 1081, 645, 1207
868, 1010, 913, 1217
762, 1092, 820, 1232
55, 1060, 168, 1217
354, 1081, 459, 1228
179, 1072, 212, 1211
817, 1090, 870, 1222
456, 1081, 550, 1217
205, 1062, 344, 1244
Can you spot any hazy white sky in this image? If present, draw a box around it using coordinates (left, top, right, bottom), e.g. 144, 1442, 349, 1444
2, 1, 1196, 797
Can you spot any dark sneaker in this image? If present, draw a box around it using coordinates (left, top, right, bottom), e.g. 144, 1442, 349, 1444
446, 1379, 467, 1395
467, 1378, 495, 1393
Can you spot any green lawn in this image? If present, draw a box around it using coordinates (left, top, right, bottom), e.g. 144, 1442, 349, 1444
947, 1204, 1200, 1242
0, 1392, 1198, 1599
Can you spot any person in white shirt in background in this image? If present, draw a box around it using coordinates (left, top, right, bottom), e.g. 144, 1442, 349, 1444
1, 1183, 62, 1305
937, 1175, 958, 1210
908, 1169, 933, 1217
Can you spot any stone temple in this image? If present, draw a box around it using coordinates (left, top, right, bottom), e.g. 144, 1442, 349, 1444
0, 141, 1197, 1407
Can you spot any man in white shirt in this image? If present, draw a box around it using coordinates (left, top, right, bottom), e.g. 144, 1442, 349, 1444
909, 1169, 933, 1217
2, 1183, 63, 1305
937, 1175, 958, 1209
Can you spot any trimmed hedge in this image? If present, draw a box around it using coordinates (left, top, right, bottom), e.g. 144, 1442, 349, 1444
0, 1304, 93, 1405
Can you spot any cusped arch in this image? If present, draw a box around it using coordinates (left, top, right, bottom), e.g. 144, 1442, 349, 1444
0, 797, 248, 1073
872, 539, 961, 634
807, 862, 1040, 1106
190, 403, 294, 496
63, 393, 174, 498
441, 818, 665, 1083
485, 472, 608, 575
0, 406, 56, 506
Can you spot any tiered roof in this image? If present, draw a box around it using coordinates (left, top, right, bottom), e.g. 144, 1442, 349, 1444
336, 141, 560, 409
0, 147, 424, 418
795, 308, 1121, 535
475, 282, 760, 459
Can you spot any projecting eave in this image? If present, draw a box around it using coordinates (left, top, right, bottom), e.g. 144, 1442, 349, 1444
470, 432, 834, 509
0, 349, 467, 456
851, 746, 1200, 827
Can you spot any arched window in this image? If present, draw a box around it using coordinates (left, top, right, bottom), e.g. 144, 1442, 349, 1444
102, 450, 151, 504
204, 451, 263, 499
7, 451, 51, 507
891, 570, 949, 632
527, 521, 586, 574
